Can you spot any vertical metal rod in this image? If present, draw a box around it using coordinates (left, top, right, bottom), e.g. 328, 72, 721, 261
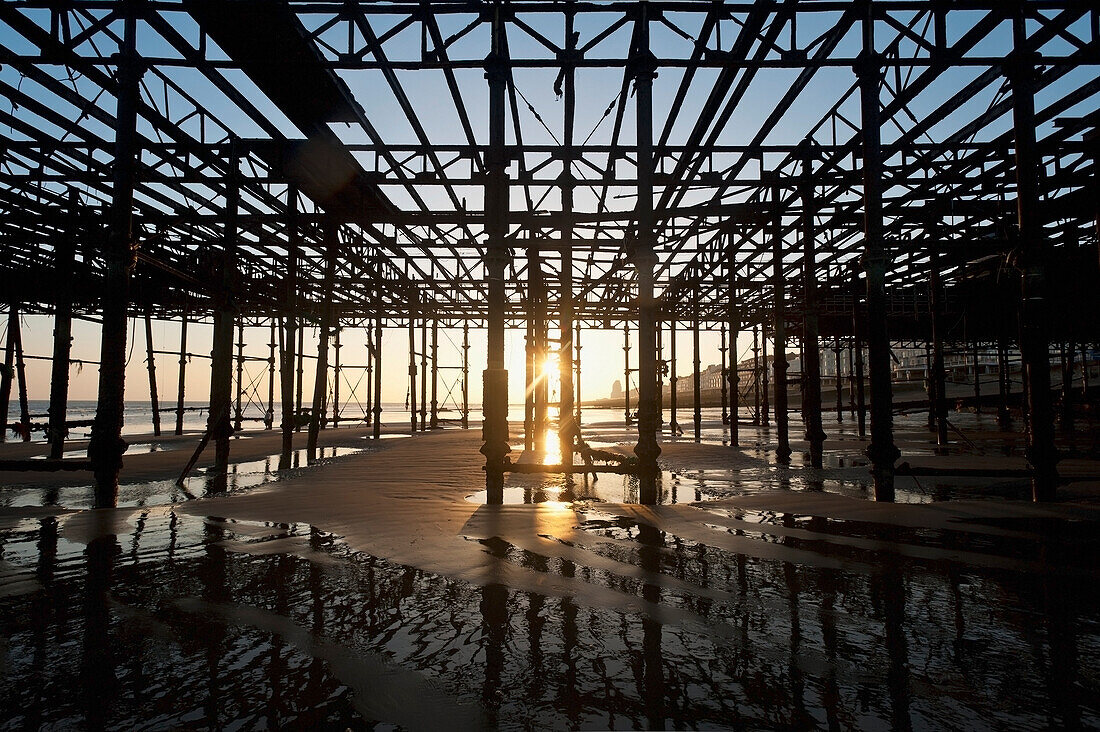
0, 307, 15, 443
800, 145, 825, 468
308, 218, 337, 457
1009, 6, 1058, 500
144, 310, 161, 437
89, 9, 140, 504
481, 8, 511, 502
753, 325, 761, 425
575, 321, 583, 426
409, 315, 417, 436
761, 323, 770, 424
624, 322, 631, 425
720, 323, 729, 425
669, 319, 679, 435
48, 211, 76, 458
265, 321, 276, 430
858, 5, 899, 499
728, 244, 740, 446
208, 145, 239, 482
925, 341, 935, 431
853, 277, 867, 437
365, 326, 373, 427
524, 318, 534, 449
373, 317, 383, 439
233, 321, 244, 432
13, 313, 30, 442
930, 246, 948, 447
175, 314, 187, 436
834, 338, 844, 423
461, 321, 470, 430
772, 185, 791, 464
332, 322, 342, 429
692, 281, 702, 442
430, 318, 439, 428
419, 318, 427, 431
295, 327, 304, 430
281, 187, 298, 455
558, 11, 577, 468
656, 322, 664, 426
632, 4, 661, 502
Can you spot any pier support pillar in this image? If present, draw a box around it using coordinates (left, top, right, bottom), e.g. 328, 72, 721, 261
280, 188, 299, 459
408, 315, 417, 436
307, 216, 337, 458
461, 321, 469, 429
669, 320, 680, 436
373, 316, 383, 440
0, 306, 15, 442
144, 309, 161, 437
430, 318, 439, 428
834, 338, 844, 423
800, 146, 825, 468
13, 309, 30, 442
624, 322, 631, 426
175, 315, 188, 436
631, 6, 661, 503
761, 324, 770, 424
692, 281, 702, 442
771, 186, 791, 464
858, 11, 899, 500
419, 319, 427, 431
720, 323, 729, 426
48, 212, 76, 458
332, 323, 342, 429
265, 321, 276, 430
727, 248, 740, 445
482, 10, 511, 502
930, 245, 948, 447
89, 9, 141, 505
1009, 8, 1058, 500
233, 321, 244, 433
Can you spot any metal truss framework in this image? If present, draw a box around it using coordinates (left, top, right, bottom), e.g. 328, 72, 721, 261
1, 0, 1098, 502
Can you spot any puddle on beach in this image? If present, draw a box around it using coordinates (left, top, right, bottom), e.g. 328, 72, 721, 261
0, 501, 1097, 728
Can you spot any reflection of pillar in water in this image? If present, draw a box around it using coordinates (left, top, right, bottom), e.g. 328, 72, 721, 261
81, 535, 119, 729
479, 583, 509, 724
878, 565, 911, 731
637, 523, 665, 728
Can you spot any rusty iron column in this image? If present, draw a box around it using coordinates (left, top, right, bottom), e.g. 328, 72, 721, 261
558, 12, 578, 467
930, 245, 948, 447
280, 187, 299, 456
669, 319, 680, 435
144, 310, 161, 436
852, 269, 868, 438
761, 323, 770, 424
461, 321, 470, 430
482, 7, 511, 501
574, 321, 582, 426
208, 149, 240, 482
858, 5, 899, 500
331, 322, 342, 429
367, 325, 376, 429
753, 325, 761, 425
720, 323, 729, 425
308, 217, 338, 458
771, 184, 791, 464
531, 245, 547, 437
624, 322, 631, 425
373, 316, 383, 439
0, 307, 15, 442
175, 314, 187, 436
295, 327, 304, 431
14, 310, 31, 442
89, 7, 141, 504
408, 313, 417, 435
656, 321, 664, 426
727, 243, 740, 446
632, 4, 661, 502
692, 279, 702, 442
430, 317, 439, 428
834, 338, 844, 423
800, 145, 825, 468
1009, 6, 1058, 500
419, 318, 427, 431
47, 211, 77, 458
265, 322, 276, 430
233, 321, 245, 432
524, 318, 534, 449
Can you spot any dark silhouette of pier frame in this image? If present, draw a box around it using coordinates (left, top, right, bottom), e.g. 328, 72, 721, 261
0, 1, 1097, 507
